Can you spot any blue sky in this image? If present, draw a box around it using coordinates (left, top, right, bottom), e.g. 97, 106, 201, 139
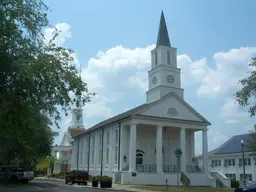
43, 0, 256, 154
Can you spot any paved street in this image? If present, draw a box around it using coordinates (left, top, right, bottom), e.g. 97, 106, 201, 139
0, 179, 126, 192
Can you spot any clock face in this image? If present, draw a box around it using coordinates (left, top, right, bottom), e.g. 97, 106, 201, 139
167, 75, 174, 84
152, 76, 157, 84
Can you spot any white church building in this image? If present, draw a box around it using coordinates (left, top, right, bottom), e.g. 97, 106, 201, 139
71, 11, 217, 187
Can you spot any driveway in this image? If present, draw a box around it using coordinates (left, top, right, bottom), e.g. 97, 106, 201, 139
0, 179, 126, 192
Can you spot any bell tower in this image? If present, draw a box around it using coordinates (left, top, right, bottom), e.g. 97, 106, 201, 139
68, 67, 85, 136
146, 11, 184, 103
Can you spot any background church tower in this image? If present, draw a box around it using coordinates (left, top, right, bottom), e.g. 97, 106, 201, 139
146, 11, 184, 103
68, 66, 85, 137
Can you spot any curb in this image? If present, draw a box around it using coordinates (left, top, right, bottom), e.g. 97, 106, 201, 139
78, 185, 139, 192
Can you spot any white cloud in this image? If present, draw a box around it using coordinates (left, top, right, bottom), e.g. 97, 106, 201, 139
210, 131, 228, 147
220, 99, 249, 124
44, 23, 72, 46
197, 47, 256, 98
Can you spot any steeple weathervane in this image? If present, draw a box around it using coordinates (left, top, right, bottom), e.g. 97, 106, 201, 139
156, 10, 171, 47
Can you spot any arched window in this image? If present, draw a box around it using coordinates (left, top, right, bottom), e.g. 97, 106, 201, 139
167, 108, 178, 116
136, 153, 143, 165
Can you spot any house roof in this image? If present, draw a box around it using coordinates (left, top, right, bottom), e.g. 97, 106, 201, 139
202, 133, 254, 157
74, 92, 210, 138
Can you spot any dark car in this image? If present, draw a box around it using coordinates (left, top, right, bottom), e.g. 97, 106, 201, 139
65, 170, 88, 185
235, 183, 256, 192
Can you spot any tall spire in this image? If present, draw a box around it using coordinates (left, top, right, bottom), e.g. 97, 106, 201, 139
156, 10, 171, 47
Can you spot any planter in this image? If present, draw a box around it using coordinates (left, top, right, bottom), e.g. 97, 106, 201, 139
92, 180, 98, 187
100, 181, 112, 188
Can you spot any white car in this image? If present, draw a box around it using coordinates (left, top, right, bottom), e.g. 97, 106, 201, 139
0, 166, 34, 184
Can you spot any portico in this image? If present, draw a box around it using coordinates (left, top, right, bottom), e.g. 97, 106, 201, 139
120, 118, 209, 175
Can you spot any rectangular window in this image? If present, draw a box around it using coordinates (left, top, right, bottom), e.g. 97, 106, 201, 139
240, 174, 252, 181
105, 132, 110, 165
106, 148, 109, 165
248, 158, 251, 165
224, 159, 235, 166
91, 136, 95, 165
167, 50, 170, 64
85, 138, 88, 166
98, 134, 102, 165
114, 129, 119, 165
225, 174, 236, 180
155, 52, 157, 65
107, 132, 110, 145
80, 138, 83, 165
239, 158, 252, 166
212, 159, 221, 167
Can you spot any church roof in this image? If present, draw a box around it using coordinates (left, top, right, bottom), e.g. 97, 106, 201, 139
74, 92, 210, 138
84, 104, 147, 132
156, 11, 171, 47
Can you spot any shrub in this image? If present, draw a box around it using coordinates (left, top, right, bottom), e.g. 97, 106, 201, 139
231, 179, 240, 188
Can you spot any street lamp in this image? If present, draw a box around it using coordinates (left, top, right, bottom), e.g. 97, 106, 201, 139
241, 140, 246, 187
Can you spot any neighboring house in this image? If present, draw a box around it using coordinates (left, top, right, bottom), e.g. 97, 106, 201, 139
71, 11, 215, 187
51, 106, 85, 173
197, 133, 255, 183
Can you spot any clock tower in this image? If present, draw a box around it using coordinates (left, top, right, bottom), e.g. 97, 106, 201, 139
146, 11, 184, 104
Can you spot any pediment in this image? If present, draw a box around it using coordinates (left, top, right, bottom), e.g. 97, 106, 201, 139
135, 92, 210, 124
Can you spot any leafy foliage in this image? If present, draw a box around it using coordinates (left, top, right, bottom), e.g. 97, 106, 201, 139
236, 57, 256, 152
236, 57, 256, 117
0, 0, 94, 168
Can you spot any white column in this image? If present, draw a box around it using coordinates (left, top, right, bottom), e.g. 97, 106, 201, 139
190, 131, 195, 161
129, 123, 137, 172
156, 125, 163, 172
202, 129, 208, 172
180, 127, 186, 172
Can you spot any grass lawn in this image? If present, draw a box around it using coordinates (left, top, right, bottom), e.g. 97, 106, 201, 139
130, 185, 234, 192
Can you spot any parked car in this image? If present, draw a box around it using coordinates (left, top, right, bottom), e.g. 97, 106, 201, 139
235, 183, 256, 192
0, 166, 34, 184
65, 170, 88, 185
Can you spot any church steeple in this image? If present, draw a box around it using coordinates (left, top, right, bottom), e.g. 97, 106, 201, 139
146, 11, 183, 104
69, 65, 84, 129
156, 10, 171, 47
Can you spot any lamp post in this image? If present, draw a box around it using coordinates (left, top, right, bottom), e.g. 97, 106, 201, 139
241, 140, 246, 187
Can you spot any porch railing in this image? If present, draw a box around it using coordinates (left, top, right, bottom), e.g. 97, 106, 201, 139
186, 165, 204, 173
163, 165, 177, 172
136, 164, 156, 172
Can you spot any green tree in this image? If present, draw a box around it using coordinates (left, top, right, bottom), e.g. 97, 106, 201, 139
0, 0, 94, 170
236, 57, 256, 151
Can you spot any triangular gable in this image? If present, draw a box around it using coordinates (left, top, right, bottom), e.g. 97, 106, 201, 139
60, 132, 72, 146
135, 92, 210, 124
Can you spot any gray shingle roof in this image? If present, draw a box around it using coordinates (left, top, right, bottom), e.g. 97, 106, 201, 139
74, 104, 147, 138
156, 11, 171, 47
207, 133, 253, 156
